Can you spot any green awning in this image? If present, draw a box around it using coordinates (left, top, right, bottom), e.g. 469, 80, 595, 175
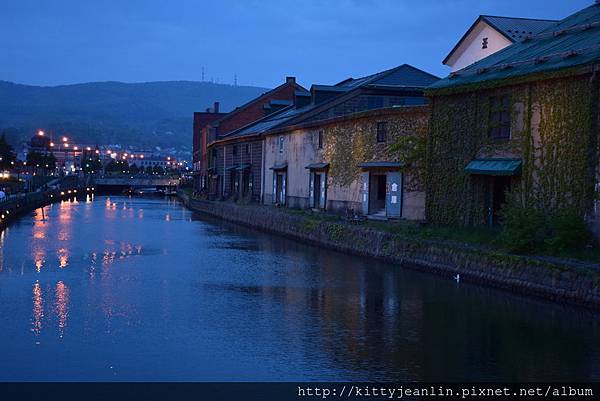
305, 163, 329, 170
465, 159, 522, 176
225, 165, 239, 171
269, 163, 287, 171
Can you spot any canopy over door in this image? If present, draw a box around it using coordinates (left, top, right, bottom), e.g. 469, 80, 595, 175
465, 159, 522, 176
386, 171, 402, 218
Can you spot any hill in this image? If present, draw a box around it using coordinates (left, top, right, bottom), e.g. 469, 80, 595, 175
0, 80, 269, 148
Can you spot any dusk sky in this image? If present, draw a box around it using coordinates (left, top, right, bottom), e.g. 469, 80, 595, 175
1, 0, 591, 88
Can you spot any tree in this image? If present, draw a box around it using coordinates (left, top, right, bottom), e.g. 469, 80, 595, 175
81, 149, 102, 175
388, 132, 427, 192
0, 134, 17, 169
130, 164, 140, 175
26, 151, 55, 175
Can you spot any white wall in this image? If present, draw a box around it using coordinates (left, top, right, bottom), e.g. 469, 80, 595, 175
446, 21, 512, 72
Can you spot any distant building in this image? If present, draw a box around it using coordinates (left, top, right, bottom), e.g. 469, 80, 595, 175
192, 102, 225, 190
201, 77, 304, 200
443, 15, 557, 72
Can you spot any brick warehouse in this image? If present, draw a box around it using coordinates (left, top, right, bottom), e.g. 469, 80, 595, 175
192, 77, 305, 200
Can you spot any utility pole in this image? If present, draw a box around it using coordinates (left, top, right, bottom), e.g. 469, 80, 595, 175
234, 74, 238, 86
202, 66, 205, 82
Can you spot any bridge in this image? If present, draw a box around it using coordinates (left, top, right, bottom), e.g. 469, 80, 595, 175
92, 175, 180, 189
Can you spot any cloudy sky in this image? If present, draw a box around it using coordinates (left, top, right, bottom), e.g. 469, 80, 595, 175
0, 0, 591, 88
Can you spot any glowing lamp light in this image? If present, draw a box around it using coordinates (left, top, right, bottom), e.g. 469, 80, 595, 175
74, 146, 79, 150
86, 147, 91, 151
95, 150, 100, 154
38, 130, 45, 136
50, 142, 55, 147
64, 143, 70, 148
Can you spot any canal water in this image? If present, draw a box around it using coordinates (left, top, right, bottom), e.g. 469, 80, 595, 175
0, 195, 598, 381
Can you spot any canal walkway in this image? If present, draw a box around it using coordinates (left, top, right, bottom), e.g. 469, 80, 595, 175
178, 191, 600, 310
0, 186, 94, 228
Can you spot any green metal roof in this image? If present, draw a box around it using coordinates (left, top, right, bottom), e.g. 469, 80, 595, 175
305, 163, 329, 170
429, 4, 600, 92
465, 159, 522, 176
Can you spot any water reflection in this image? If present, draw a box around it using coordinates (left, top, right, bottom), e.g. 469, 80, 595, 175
31, 282, 43, 336
55, 281, 69, 338
0, 196, 598, 381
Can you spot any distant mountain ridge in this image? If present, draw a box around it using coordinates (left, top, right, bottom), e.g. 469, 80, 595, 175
0, 80, 269, 148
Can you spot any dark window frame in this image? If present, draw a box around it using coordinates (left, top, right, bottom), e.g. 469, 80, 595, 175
482, 37, 489, 49
376, 122, 387, 143
488, 94, 512, 140
232, 145, 238, 156
317, 131, 323, 149
245, 143, 250, 155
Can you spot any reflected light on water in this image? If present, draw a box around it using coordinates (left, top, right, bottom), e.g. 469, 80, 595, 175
57, 200, 75, 241
57, 248, 69, 268
31, 282, 43, 335
55, 281, 69, 338
0, 229, 5, 272
33, 249, 45, 272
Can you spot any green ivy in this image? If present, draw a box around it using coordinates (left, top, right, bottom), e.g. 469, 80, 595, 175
426, 74, 599, 226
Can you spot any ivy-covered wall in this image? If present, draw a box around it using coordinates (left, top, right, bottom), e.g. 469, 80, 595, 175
323, 106, 429, 218
263, 106, 430, 218
426, 72, 600, 226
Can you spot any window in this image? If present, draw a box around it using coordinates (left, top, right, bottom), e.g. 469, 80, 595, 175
482, 37, 489, 49
278, 136, 284, 153
245, 144, 250, 155
488, 95, 512, 139
317, 131, 323, 149
232, 145, 237, 156
376, 122, 387, 143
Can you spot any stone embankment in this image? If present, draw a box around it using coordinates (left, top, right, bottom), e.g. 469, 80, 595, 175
0, 187, 92, 228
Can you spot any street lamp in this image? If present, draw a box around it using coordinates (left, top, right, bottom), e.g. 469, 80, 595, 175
38, 130, 45, 136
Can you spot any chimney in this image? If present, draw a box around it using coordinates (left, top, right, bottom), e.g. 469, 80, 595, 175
286, 76, 296, 85
213, 101, 220, 113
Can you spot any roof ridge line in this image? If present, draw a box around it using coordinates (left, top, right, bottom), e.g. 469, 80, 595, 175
481, 14, 559, 22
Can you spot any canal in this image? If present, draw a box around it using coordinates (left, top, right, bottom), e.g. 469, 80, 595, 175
0, 195, 599, 381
